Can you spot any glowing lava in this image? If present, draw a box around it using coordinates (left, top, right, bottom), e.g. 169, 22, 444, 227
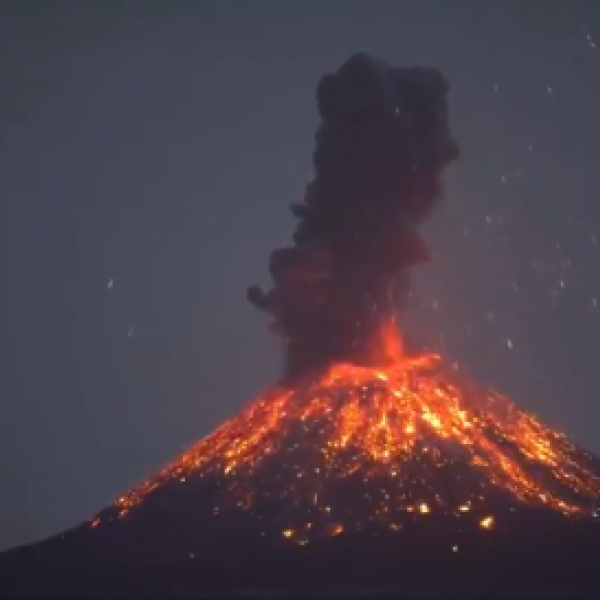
97, 324, 600, 543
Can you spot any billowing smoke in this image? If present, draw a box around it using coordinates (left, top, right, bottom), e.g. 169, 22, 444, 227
248, 53, 459, 381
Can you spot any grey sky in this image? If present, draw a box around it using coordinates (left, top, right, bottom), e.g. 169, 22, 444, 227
1, 0, 599, 551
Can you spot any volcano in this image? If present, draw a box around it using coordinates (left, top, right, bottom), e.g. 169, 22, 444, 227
2, 323, 600, 596
2, 53, 600, 597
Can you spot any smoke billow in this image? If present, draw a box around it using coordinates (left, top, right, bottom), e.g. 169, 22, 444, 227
248, 53, 459, 380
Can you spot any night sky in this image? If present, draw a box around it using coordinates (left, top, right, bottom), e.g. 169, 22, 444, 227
1, 0, 600, 552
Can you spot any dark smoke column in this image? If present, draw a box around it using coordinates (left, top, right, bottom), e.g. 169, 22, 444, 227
248, 53, 459, 381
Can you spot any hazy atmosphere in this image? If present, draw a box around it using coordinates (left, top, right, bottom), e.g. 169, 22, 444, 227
1, 0, 599, 552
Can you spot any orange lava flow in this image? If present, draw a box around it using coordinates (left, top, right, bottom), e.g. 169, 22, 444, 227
101, 325, 600, 540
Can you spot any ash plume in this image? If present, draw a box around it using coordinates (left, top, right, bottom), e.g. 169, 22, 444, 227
248, 53, 459, 380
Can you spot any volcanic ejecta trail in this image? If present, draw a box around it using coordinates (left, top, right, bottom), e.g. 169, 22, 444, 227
247, 52, 460, 381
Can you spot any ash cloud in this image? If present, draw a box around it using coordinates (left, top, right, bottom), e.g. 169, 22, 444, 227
248, 53, 459, 380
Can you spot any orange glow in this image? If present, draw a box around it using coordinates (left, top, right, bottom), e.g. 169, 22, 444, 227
95, 324, 600, 542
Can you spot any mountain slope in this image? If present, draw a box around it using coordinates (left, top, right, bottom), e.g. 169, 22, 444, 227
2, 332, 600, 594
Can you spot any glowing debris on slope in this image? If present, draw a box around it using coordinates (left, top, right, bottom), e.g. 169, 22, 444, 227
95, 326, 600, 542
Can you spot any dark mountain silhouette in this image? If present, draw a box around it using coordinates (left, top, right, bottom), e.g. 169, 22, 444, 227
2, 341, 600, 596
